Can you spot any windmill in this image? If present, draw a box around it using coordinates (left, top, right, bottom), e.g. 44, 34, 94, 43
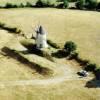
35, 25, 48, 49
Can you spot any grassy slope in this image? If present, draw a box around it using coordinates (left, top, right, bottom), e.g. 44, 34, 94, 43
0, 8, 100, 66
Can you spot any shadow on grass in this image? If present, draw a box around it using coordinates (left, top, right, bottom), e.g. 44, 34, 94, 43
52, 50, 69, 58
0, 23, 21, 34
20, 41, 54, 62
85, 78, 100, 88
1, 47, 53, 76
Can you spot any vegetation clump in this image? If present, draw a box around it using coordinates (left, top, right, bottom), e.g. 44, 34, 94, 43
94, 68, 100, 80
85, 0, 97, 10
47, 39, 60, 49
75, 0, 85, 9
85, 63, 97, 72
96, 2, 100, 10
5, 3, 18, 8
20, 39, 54, 62
57, 0, 69, 8
64, 41, 77, 55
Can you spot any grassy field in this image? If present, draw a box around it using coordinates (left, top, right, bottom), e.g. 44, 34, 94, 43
0, 8, 100, 66
0, 80, 99, 100
0, 8, 100, 100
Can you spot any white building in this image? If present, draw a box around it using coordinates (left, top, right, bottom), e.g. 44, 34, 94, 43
35, 25, 48, 49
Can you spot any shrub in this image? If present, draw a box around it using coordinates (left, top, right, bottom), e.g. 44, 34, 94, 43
96, 2, 100, 10
35, 0, 44, 7
47, 39, 60, 49
85, 0, 97, 9
57, 0, 69, 8
52, 49, 68, 58
26, 2, 33, 7
80, 59, 90, 66
0, 22, 5, 28
85, 63, 97, 72
63, 0, 69, 8
19, 3, 25, 8
68, 52, 79, 60
75, 0, 85, 9
46, 0, 54, 7
5, 3, 18, 8
64, 41, 77, 55
94, 68, 100, 80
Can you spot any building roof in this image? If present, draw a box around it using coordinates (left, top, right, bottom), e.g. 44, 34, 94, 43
36, 25, 47, 35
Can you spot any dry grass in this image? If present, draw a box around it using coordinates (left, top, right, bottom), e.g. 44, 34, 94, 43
0, 80, 99, 100
0, 8, 100, 100
0, 8, 100, 65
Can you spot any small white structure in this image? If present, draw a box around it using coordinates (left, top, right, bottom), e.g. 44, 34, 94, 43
35, 25, 48, 49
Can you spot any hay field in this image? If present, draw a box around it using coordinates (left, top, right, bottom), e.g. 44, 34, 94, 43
0, 8, 100, 65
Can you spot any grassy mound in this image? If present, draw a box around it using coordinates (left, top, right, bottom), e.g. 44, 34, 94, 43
20, 39, 54, 62
1, 46, 53, 76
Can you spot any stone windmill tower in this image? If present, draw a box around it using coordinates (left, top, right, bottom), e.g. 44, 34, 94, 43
35, 25, 48, 49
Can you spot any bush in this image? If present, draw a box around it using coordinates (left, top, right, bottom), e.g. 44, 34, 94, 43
94, 68, 100, 80
47, 40, 60, 49
64, 41, 77, 55
68, 52, 79, 60
5, 3, 18, 8
19, 3, 25, 8
52, 49, 68, 58
26, 2, 33, 7
80, 59, 90, 66
63, 0, 69, 8
35, 0, 44, 7
0, 22, 5, 28
75, 0, 85, 9
85, 63, 97, 72
85, 0, 97, 9
96, 2, 100, 10
35, 0, 54, 7
57, 0, 69, 8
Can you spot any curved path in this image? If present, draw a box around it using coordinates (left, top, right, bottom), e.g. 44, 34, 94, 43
0, 64, 92, 87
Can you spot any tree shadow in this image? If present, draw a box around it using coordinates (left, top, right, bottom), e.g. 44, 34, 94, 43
1, 47, 53, 75
85, 78, 100, 88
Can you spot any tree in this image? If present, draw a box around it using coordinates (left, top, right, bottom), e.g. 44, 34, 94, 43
63, 0, 69, 8
64, 41, 77, 54
75, 0, 85, 9
35, 0, 44, 7
57, 0, 69, 8
85, 0, 97, 9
